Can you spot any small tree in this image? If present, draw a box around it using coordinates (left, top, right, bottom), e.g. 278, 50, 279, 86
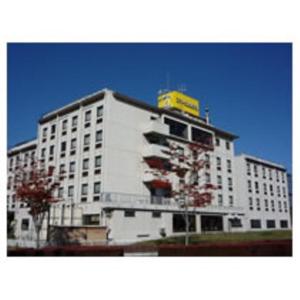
145, 140, 216, 245
14, 160, 63, 248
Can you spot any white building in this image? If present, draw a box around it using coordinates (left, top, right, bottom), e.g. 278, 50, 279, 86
7, 88, 291, 246
7, 139, 37, 245
235, 154, 290, 230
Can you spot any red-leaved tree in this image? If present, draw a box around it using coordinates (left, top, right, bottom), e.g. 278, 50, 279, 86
145, 139, 217, 245
14, 160, 63, 248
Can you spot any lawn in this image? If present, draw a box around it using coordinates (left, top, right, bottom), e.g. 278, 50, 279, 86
136, 230, 292, 246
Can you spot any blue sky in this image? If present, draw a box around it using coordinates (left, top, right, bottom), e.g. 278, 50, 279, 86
7, 43, 292, 171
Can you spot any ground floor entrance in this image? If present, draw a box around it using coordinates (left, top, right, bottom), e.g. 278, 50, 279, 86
201, 215, 223, 232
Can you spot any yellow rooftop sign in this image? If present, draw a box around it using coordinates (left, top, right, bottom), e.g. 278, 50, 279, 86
158, 91, 200, 117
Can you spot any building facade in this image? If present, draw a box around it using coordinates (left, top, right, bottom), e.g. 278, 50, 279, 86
235, 154, 291, 231
7, 89, 291, 246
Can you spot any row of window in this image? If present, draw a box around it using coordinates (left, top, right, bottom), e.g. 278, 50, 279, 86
41, 130, 103, 159
215, 138, 231, 150
42, 106, 103, 140
59, 156, 102, 173
250, 219, 288, 229
8, 151, 36, 168
246, 162, 286, 183
217, 194, 234, 207
247, 180, 287, 197
217, 175, 233, 191
216, 157, 232, 172
58, 182, 101, 199
248, 197, 288, 213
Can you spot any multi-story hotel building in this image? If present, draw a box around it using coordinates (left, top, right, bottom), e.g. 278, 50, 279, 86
7, 88, 291, 246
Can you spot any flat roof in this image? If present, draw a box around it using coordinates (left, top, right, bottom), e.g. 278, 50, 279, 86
113, 92, 239, 141
8, 139, 37, 156
37, 88, 238, 140
237, 153, 286, 171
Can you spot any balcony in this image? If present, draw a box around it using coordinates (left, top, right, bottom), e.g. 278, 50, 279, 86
143, 144, 169, 160
143, 120, 169, 136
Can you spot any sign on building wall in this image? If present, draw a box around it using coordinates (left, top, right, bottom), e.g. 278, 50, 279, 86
158, 91, 200, 117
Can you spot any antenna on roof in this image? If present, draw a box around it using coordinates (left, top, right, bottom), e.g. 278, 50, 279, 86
158, 72, 171, 95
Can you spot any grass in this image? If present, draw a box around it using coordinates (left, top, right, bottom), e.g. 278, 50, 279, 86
135, 230, 292, 246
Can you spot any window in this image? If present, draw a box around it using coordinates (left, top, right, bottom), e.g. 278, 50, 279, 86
282, 172, 286, 183
81, 184, 88, 196
51, 124, 56, 134
269, 169, 272, 180
263, 183, 267, 195
21, 219, 30, 231
191, 171, 199, 185
96, 130, 103, 143
84, 134, 90, 145
191, 127, 212, 146
284, 201, 288, 212
164, 118, 188, 139
41, 148, 46, 158
217, 175, 222, 188
72, 116, 78, 127
173, 214, 196, 232
216, 157, 221, 170
247, 162, 251, 175
226, 141, 230, 150
218, 194, 223, 206
82, 214, 99, 225
255, 181, 259, 193
49, 145, 54, 156
266, 220, 276, 229
271, 200, 275, 212
68, 186, 74, 197
94, 182, 101, 194
229, 195, 234, 207
97, 106, 103, 118
205, 173, 211, 184
85, 110, 91, 122
215, 138, 220, 146
248, 180, 252, 193
228, 177, 233, 191
62, 119, 68, 131
283, 188, 289, 201
264, 199, 269, 211
124, 210, 135, 217
71, 138, 76, 149
227, 159, 232, 173
276, 170, 279, 182
254, 165, 258, 177
95, 156, 102, 168
250, 219, 261, 229
277, 186, 281, 197
256, 198, 261, 211
83, 158, 89, 170
270, 184, 274, 195
205, 154, 210, 169
278, 201, 282, 212
9, 158, 13, 167
58, 187, 64, 198
69, 161, 75, 173
152, 211, 161, 218
42, 127, 48, 138
262, 167, 266, 178
280, 220, 288, 228
61, 141, 66, 152
59, 163, 65, 174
